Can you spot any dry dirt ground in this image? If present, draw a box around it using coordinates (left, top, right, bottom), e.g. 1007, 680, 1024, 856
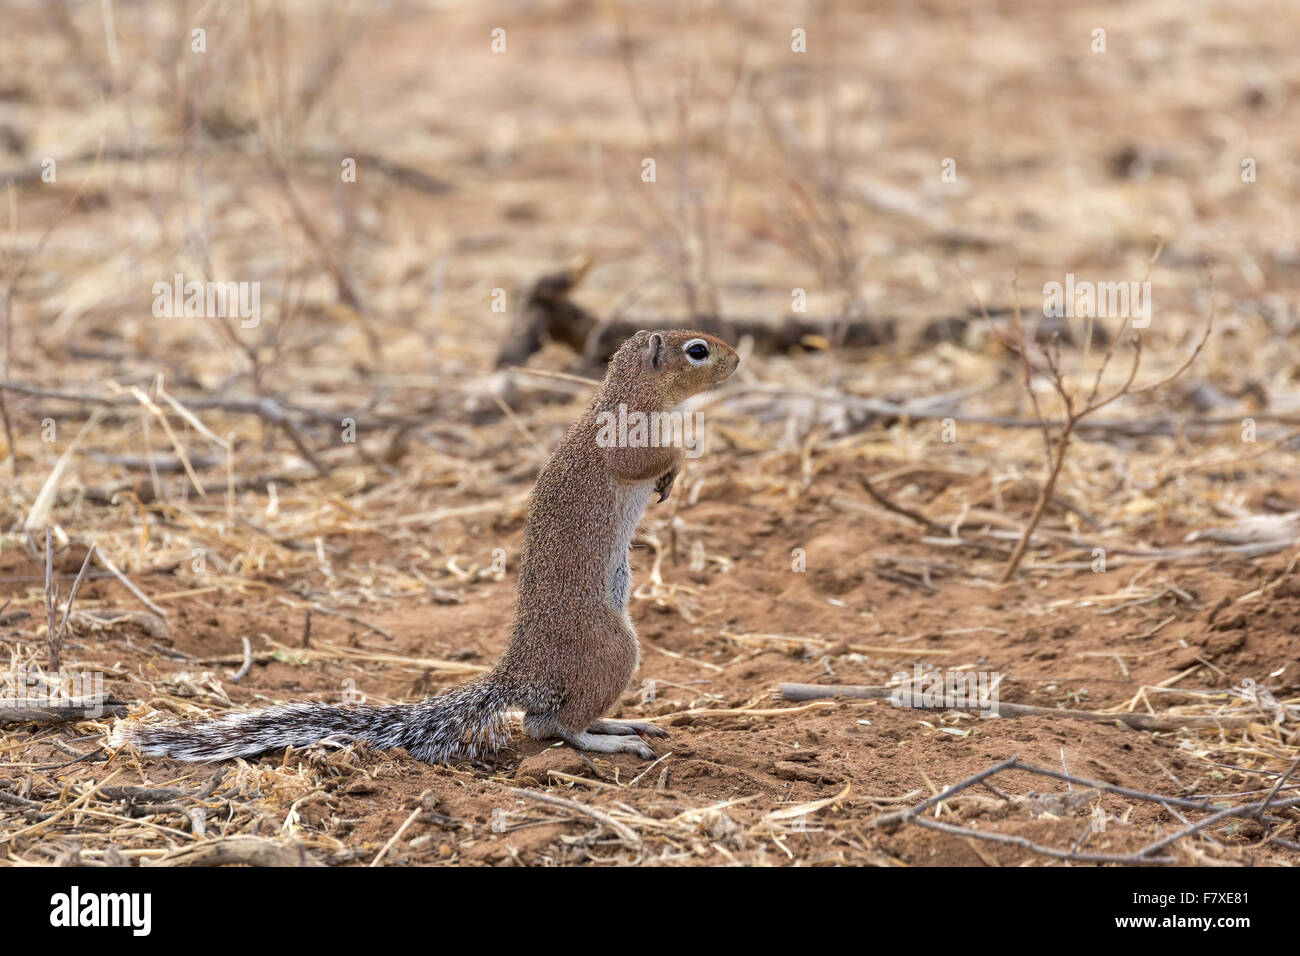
1, 0, 1298, 866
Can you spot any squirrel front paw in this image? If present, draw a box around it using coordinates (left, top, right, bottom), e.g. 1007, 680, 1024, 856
654, 466, 679, 502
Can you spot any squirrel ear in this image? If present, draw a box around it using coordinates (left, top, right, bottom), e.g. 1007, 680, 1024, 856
645, 332, 665, 368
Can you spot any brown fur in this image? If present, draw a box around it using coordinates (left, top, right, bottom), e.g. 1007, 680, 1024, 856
120, 329, 738, 763
501, 329, 738, 748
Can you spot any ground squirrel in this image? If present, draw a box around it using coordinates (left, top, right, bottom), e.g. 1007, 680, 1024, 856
116, 329, 739, 763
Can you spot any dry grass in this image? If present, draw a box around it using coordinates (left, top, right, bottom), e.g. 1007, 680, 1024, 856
0, 0, 1298, 865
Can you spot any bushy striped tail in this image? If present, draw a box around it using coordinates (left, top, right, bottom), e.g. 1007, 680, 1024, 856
114, 677, 516, 764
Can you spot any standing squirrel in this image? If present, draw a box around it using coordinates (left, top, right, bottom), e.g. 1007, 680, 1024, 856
117, 329, 739, 763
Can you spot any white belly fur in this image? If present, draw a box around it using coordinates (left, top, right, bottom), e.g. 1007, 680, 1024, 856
608, 479, 656, 611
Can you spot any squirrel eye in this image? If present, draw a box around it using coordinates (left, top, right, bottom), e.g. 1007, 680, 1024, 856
686, 343, 709, 360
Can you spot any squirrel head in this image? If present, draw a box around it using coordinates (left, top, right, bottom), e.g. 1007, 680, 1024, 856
606, 329, 739, 407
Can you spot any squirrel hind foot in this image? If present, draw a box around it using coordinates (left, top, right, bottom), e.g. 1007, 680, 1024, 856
585, 718, 669, 739
561, 729, 656, 759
